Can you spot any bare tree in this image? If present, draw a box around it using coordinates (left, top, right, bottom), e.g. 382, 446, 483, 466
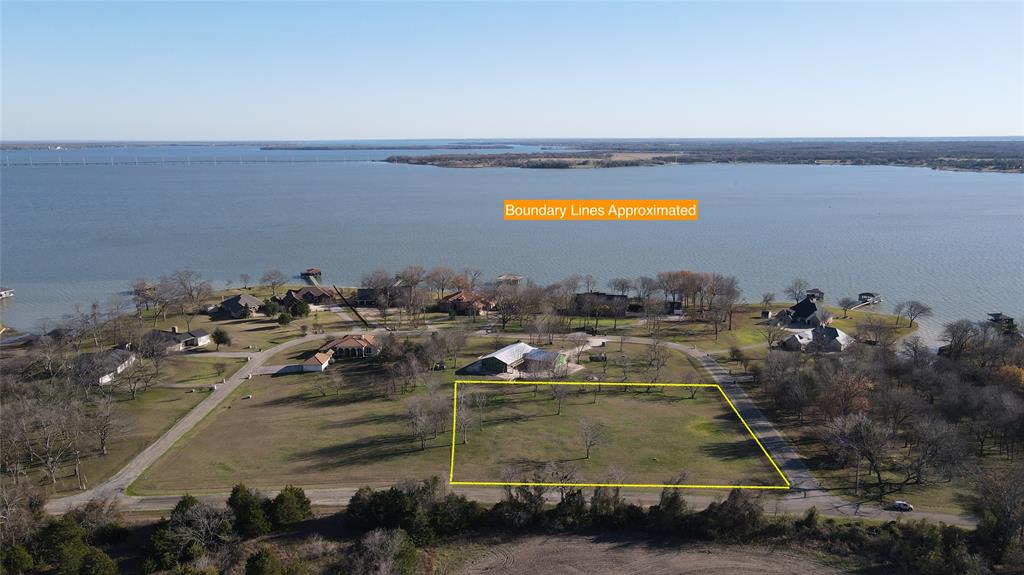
550, 385, 570, 415
607, 277, 633, 297
759, 322, 787, 350
90, 395, 124, 455
405, 399, 432, 450
239, 273, 251, 289
784, 278, 809, 302
348, 528, 407, 575
261, 269, 287, 298
165, 269, 212, 331
902, 300, 933, 328
427, 266, 456, 299
761, 292, 775, 310
838, 296, 858, 318
941, 319, 980, 360
568, 332, 588, 363
461, 267, 482, 292
579, 419, 608, 459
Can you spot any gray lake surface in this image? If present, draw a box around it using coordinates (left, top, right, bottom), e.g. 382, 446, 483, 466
1, 143, 1022, 345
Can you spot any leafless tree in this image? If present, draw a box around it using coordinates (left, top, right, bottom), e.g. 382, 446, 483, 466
644, 338, 669, 383
838, 296, 858, 318
348, 528, 407, 575
902, 300, 933, 328
607, 277, 633, 296
761, 292, 775, 310
461, 267, 482, 292
941, 319, 980, 360
406, 399, 432, 450
427, 266, 456, 299
90, 395, 124, 456
759, 323, 787, 350
239, 273, 251, 289
166, 269, 213, 331
260, 269, 287, 297
568, 332, 588, 363
550, 385, 570, 415
784, 278, 809, 302
579, 419, 608, 459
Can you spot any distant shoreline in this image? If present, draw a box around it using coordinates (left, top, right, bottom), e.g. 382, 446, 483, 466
385, 140, 1024, 173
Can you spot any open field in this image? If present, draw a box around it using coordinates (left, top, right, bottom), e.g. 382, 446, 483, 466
451, 383, 785, 487
133, 342, 750, 494
161, 355, 246, 387
455, 535, 848, 575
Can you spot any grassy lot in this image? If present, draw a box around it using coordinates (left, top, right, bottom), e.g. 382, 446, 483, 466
162, 356, 247, 387
49, 386, 206, 495
452, 383, 784, 486
132, 338, 748, 494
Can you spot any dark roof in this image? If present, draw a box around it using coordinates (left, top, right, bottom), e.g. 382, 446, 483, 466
989, 313, 1014, 321
222, 294, 263, 314
74, 349, 134, 376
789, 296, 819, 319
189, 329, 209, 338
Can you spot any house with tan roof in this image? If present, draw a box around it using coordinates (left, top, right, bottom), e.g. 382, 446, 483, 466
319, 334, 380, 358
303, 350, 334, 372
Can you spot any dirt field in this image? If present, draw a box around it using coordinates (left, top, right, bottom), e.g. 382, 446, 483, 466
457, 536, 846, 575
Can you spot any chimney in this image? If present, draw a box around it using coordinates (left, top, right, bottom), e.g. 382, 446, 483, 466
171, 326, 179, 334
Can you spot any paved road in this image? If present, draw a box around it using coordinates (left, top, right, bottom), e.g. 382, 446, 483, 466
45, 328, 977, 527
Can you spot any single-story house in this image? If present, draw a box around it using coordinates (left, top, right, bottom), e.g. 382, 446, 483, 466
73, 349, 136, 385
319, 334, 380, 358
806, 288, 825, 302
221, 294, 264, 318
147, 327, 211, 352
303, 350, 334, 372
279, 287, 333, 307
456, 342, 567, 376
571, 292, 628, 317
438, 290, 494, 316
783, 326, 855, 352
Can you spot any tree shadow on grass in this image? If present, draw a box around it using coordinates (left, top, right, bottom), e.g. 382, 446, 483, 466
699, 440, 762, 461
324, 412, 406, 428
294, 433, 422, 470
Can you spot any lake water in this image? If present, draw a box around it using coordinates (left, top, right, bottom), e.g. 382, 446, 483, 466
1, 143, 1021, 345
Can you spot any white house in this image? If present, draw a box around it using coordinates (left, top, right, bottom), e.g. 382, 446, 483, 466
302, 350, 334, 372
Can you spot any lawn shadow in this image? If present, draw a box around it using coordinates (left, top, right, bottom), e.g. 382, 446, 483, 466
700, 440, 762, 461
295, 433, 421, 470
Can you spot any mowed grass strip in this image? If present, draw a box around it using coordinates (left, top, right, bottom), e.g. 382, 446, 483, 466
451, 384, 783, 487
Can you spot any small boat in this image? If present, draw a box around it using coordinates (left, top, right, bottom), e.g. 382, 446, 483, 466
858, 292, 882, 305
0, 287, 13, 299
300, 268, 322, 278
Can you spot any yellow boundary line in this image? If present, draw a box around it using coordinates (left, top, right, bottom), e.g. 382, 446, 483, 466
449, 380, 791, 490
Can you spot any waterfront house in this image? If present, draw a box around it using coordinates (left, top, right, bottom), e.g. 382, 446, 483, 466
806, 288, 825, 301
988, 313, 1018, 336
784, 296, 822, 325
303, 350, 334, 372
319, 334, 380, 358
221, 294, 263, 318
148, 326, 212, 352
438, 290, 494, 316
783, 326, 855, 352
279, 287, 333, 309
571, 292, 628, 317
73, 349, 136, 385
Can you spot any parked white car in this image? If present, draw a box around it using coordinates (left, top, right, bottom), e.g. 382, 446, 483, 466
888, 501, 914, 512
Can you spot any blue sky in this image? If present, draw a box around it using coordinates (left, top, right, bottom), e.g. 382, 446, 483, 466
2, 1, 1021, 140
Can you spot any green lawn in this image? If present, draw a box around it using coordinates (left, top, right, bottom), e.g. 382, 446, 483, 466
452, 383, 784, 487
